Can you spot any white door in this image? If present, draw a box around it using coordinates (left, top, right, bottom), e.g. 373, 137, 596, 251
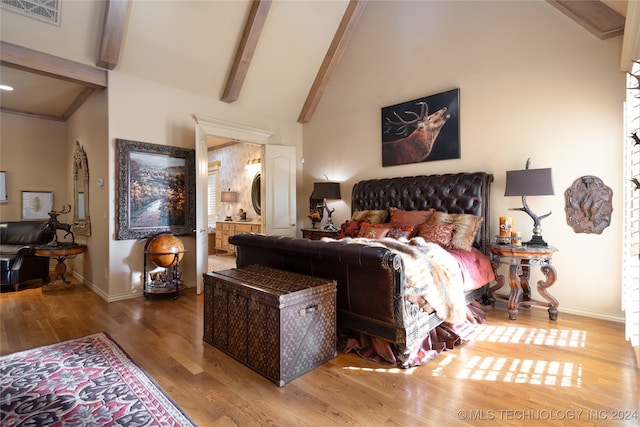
263, 145, 296, 236
194, 124, 209, 294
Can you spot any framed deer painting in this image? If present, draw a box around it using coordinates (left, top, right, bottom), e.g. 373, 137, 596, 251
382, 88, 460, 167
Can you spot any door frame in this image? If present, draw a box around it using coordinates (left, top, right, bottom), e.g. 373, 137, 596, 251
194, 115, 273, 294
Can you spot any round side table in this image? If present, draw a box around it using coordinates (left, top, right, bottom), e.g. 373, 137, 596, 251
34, 244, 87, 291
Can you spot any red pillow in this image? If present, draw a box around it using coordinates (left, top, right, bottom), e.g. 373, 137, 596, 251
337, 219, 366, 239
358, 224, 392, 239
417, 224, 454, 247
389, 208, 435, 225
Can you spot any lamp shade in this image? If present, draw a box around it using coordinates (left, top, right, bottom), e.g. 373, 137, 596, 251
504, 168, 554, 197
311, 182, 341, 200
220, 190, 238, 203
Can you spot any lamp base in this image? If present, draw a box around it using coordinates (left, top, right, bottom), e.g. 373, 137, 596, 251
525, 235, 548, 247
225, 216, 232, 222
322, 222, 339, 232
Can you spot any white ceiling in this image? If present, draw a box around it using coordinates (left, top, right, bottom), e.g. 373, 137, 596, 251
0, 0, 632, 123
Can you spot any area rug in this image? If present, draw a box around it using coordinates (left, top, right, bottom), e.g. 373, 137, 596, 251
0, 332, 197, 426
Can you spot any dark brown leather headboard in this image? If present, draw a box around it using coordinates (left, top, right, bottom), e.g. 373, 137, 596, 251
351, 172, 494, 253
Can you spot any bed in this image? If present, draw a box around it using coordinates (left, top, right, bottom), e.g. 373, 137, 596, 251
229, 172, 495, 367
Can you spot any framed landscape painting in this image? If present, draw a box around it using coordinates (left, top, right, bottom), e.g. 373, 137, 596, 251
382, 88, 460, 167
115, 139, 195, 240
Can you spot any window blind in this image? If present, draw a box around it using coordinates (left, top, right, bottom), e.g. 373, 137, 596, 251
623, 63, 640, 367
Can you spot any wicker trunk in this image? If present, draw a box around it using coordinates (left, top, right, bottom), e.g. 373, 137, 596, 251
203, 265, 336, 386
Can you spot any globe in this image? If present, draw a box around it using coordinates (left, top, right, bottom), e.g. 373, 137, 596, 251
146, 234, 185, 268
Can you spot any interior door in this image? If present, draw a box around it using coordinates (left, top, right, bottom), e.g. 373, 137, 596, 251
194, 123, 209, 294
263, 145, 296, 236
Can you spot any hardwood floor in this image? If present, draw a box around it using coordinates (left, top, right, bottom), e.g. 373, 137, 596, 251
1, 274, 638, 426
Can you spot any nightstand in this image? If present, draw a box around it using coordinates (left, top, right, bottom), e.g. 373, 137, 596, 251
301, 228, 339, 240
488, 244, 559, 321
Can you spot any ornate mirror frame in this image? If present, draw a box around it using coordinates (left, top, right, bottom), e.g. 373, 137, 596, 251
72, 141, 91, 236
251, 172, 261, 216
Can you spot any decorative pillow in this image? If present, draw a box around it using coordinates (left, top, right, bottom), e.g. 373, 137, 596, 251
417, 223, 454, 247
427, 211, 483, 251
389, 208, 435, 225
337, 219, 366, 239
386, 224, 417, 240
351, 210, 388, 224
357, 223, 392, 239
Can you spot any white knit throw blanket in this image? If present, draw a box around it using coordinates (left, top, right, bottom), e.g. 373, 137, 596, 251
337, 236, 466, 324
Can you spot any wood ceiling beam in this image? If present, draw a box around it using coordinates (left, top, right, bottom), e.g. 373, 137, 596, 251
547, 0, 625, 40
222, 0, 272, 103
297, 0, 367, 124
97, 0, 131, 70
0, 41, 108, 88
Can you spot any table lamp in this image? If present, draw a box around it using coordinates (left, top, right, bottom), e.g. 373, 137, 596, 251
311, 182, 341, 232
220, 189, 238, 221
504, 159, 554, 246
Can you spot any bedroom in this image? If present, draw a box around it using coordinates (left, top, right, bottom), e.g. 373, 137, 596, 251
0, 0, 638, 423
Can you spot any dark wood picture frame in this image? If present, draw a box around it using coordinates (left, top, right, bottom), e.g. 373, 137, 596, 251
115, 139, 195, 240
382, 88, 460, 167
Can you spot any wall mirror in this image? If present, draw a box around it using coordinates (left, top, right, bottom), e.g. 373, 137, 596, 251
251, 172, 261, 215
72, 141, 91, 235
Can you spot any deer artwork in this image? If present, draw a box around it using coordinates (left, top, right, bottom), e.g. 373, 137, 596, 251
46, 205, 75, 244
382, 101, 451, 166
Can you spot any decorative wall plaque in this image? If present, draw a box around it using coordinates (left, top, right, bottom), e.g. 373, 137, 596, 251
564, 176, 613, 234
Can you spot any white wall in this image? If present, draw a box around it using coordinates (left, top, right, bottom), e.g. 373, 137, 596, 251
303, 1, 625, 319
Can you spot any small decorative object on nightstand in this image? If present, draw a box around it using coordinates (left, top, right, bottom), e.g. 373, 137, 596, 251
302, 228, 339, 241
488, 243, 559, 321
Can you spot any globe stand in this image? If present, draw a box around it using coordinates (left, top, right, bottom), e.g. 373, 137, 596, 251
143, 232, 187, 300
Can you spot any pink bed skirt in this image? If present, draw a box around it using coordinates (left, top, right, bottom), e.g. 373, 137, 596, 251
339, 300, 488, 367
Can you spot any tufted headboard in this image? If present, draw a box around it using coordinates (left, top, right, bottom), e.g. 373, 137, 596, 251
351, 172, 494, 254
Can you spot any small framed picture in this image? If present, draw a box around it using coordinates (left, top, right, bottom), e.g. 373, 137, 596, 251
0, 171, 7, 203
22, 191, 54, 220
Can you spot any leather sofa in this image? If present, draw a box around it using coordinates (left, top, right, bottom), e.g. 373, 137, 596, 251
1, 221, 55, 291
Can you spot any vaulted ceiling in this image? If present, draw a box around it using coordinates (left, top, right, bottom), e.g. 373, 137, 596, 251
0, 0, 634, 123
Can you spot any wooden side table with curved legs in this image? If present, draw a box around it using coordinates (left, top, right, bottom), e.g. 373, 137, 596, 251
488, 244, 559, 321
34, 244, 87, 291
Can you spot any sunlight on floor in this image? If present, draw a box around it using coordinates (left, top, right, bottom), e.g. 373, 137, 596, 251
438, 325, 587, 387
455, 356, 581, 387
474, 325, 587, 347
343, 365, 418, 375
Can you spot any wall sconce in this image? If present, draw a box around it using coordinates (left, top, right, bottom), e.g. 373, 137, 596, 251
220, 189, 238, 221
311, 182, 341, 231
505, 158, 554, 246
246, 158, 261, 165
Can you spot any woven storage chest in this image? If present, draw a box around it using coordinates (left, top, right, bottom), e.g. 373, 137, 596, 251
203, 265, 337, 386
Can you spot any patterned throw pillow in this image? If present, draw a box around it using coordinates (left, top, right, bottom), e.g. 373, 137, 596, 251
427, 211, 483, 251
351, 210, 389, 224
386, 224, 417, 239
389, 208, 435, 225
357, 224, 392, 239
337, 219, 366, 239
417, 224, 454, 247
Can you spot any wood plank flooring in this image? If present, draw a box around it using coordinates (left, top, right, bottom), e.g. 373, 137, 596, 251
1, 273, 638, 426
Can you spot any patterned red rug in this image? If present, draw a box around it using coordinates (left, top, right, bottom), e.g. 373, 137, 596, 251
0, 332, 197, 426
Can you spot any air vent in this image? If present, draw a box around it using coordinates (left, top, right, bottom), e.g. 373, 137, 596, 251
1, 0, 60, 25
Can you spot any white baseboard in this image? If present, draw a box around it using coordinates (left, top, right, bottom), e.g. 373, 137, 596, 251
492, 297, 624, 323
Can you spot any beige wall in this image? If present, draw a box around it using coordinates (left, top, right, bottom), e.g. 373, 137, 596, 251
303, 1, 625, 319
66, 89, 109, 298
0, 114, 68, 221
105, 72, 303, 301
